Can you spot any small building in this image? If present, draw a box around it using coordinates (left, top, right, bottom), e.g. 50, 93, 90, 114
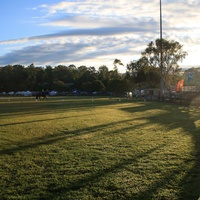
144, 88, 159, 101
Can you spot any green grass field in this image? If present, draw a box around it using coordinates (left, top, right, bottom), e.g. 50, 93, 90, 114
0, 96, 200, 200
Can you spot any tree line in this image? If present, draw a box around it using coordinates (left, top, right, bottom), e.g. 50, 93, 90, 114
0, 39, 190, 95
0, 63, 139, 95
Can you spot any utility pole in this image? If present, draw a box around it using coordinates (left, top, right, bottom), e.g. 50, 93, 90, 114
160, 0, 164, 100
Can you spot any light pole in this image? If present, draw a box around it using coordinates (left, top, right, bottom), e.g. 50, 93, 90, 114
160, 0, 162, 42
160, 0, 163, 100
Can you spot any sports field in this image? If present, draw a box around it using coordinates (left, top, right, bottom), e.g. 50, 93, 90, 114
0, 96, 200, 199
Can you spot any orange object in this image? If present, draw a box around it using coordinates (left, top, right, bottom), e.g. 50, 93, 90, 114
176, 79, 184, 92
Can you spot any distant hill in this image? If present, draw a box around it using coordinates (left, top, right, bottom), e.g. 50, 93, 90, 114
180, 65, 200, 71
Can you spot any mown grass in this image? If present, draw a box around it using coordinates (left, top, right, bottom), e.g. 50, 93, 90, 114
0, 96, 200, 200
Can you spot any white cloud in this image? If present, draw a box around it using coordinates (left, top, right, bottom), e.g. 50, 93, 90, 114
0, 0, 200, 69
55, 1, 156, 17
0, 34, 145, 67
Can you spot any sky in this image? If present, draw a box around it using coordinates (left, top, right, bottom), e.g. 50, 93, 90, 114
0, 0, 200, 72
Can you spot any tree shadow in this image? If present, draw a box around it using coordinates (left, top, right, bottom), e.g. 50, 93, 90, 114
41, 144, 167, 200
0, 118, 136, 156
0, 113, 93, 127
0, 97, 128, 117
121, 102, 200, 199
40, 103, 200, 199
1, 100, 199, 199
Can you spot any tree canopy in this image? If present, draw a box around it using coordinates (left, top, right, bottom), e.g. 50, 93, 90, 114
141, 39, 187, 92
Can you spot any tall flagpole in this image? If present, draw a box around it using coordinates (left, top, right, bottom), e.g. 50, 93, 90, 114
160, 0, 163, 100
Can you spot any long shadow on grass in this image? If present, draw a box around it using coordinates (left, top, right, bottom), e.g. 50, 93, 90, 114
0, 114, 93, 127
0, 97, 128, 117
0, 117, 138, 155
1, 101, 199, 199
42, 144, 167, 199
121, 102, 200, 200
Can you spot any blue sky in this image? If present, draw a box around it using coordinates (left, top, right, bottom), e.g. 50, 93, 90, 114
0, 0, 199, 71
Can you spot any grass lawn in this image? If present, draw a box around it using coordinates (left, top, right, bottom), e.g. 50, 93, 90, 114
0, 96, 200, 200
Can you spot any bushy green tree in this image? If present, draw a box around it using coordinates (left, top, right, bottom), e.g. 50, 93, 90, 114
142, 39, 187, 92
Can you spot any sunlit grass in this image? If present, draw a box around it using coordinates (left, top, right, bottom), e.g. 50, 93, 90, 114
0, 96, 199, 199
